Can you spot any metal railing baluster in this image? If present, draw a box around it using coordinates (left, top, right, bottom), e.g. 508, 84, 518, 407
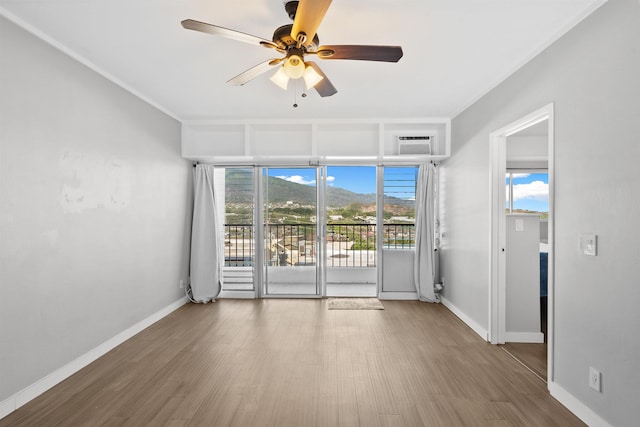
224, 223, 415, 267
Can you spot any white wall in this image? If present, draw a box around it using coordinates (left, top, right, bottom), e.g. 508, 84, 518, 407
0, 16, 192, 406
505, 215, 542, 342
440, 0, 640, 425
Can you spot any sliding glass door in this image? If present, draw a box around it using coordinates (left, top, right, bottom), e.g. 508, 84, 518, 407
263, 167, 320, 296
325, 166, 378, 297
219, 164, 406, 298
221, 167, 255, 293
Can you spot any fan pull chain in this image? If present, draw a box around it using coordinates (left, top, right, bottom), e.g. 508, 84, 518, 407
292, 79, 308, 108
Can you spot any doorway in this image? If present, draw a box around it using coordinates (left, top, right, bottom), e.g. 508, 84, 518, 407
259, 165, 380, 298
325, 165, 378, 297
220, 164, 420, 299
263, 167, 321, 297
489, 103, 554, 382
503, 166, 549, 380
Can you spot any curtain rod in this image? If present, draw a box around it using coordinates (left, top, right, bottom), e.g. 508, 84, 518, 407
192, 160, 440, 167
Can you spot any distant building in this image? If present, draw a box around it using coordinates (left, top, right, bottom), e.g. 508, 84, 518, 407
390, 216, 413, 223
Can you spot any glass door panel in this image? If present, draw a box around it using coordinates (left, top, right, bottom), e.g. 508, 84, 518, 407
222, 167, 255, 292
263, 167, 319, 296
325, 166, 377, 297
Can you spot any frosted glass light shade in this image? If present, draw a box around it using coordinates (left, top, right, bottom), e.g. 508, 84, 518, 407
284, 55, 305, 79
270, 66, 289, 90
303, 65, 324, 89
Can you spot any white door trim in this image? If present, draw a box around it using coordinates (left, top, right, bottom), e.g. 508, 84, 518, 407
489, 103, 555, 382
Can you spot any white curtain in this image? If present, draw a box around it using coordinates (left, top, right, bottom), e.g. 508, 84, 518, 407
190, 164, 223, 302
414, 163, 438, 302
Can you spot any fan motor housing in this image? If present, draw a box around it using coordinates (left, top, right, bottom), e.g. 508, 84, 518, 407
285, 1, 299, 20
272, 24, 319, 51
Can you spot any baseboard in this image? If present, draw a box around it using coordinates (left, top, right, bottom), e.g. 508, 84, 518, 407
0, 399, 14, 422
505, 331, 545, 343
378, 291, 418, 300
218, 290, 256, 299
0, 296, 188, 420
549, 381, 612, 427
440, 296, 488, 341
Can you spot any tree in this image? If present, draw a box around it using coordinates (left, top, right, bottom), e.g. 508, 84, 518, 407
343, 202, 364, 217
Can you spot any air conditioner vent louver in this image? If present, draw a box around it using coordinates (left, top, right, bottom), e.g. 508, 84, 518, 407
397, 135, 432, 155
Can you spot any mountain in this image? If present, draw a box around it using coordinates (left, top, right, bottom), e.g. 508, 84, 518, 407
224, 169, 413, 207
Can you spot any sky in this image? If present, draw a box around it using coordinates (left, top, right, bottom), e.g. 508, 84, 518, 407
268, 166, 378, 194
506, 172, 549, 212
267, 168, 549, 211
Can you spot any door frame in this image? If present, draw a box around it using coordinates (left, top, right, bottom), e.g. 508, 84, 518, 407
488, 103, 555, 381
260, 165, 323, 298
323, 165, 379, 298
222, 162, 417, 299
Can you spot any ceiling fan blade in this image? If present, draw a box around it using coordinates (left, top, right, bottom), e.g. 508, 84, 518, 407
316, 45, 403, 62
290, 0, 333, 47
306, 62, 337, 97
227, 60, 280, 86
181, 19, 277, 49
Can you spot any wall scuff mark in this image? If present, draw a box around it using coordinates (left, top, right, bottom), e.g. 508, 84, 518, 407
59, 150, 131, 213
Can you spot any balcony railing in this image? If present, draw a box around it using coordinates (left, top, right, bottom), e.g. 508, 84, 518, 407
224, 223, 415, 267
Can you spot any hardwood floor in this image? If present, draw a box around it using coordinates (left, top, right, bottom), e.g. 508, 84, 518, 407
501, 342, 547, 381
502, 297, 548, 381
0, 300, 585, 426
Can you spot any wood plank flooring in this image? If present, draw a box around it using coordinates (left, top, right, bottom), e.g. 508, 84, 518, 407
0, 300, 585, 426
501, 342, 547, 381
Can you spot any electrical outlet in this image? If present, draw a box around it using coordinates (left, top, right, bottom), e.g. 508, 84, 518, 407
179, 279, 184, 289
589, 367, 601, 392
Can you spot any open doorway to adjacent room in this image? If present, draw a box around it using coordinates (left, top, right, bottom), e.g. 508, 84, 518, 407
490, 104, 553, 383
503, 123, 549, 380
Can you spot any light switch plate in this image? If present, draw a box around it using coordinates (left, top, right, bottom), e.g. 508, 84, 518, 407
515, 219, 524, 232
580, 234, 597, 256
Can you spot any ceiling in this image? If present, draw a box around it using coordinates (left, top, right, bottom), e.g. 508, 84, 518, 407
0, 0, 604, 122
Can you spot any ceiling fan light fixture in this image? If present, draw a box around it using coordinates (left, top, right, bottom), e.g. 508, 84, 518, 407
182, 0, 403, 98
270, 66, 290, 90
303, 64, 324, 89
283, 54, 305, 79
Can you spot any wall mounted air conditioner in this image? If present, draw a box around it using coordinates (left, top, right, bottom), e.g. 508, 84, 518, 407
396, 135, 433, 155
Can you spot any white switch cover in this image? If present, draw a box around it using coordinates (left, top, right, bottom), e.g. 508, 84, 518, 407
580, 234, 597, 256
589, 367, 602, 392
515, 219, 524, 232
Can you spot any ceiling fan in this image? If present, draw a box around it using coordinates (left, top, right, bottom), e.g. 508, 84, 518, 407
181, 0, 403, 97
